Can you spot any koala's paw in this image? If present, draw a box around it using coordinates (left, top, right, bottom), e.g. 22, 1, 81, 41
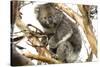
48, 36, 58, 49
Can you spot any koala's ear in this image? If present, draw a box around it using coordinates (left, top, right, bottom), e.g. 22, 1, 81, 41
44, 3, 56, 7
56, 41, 79, 63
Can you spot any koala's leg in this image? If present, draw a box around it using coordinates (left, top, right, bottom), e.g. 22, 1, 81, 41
56, 41, 73, 62
56, 41, 79, 63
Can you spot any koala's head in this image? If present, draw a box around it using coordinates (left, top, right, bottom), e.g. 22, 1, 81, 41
35, 3, 63, 29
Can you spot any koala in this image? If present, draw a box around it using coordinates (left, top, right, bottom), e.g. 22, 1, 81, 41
35, 3, 82, 63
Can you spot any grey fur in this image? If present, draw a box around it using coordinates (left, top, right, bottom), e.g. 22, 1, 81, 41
36, 3, 82, 63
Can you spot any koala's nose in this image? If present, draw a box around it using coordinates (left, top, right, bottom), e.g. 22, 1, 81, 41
48, 16, 52, 21
54, 23, 57, 26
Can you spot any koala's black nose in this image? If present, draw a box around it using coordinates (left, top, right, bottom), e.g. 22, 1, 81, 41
48, 16, 52, 22
54, 23, 57, 26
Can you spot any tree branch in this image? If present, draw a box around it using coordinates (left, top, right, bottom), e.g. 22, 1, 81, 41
11, 44, 34, 66
78, 5, 97, 56
56, 4, 85, 30
13, 1, 62, 64
23, 51, 62, 64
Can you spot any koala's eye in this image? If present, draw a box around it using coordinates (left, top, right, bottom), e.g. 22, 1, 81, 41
43, 17, 47, 19
54, 23, 57, 26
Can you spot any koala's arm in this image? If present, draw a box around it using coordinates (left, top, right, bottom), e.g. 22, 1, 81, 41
68, 22, 82, 52
48, 19, 73, 49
